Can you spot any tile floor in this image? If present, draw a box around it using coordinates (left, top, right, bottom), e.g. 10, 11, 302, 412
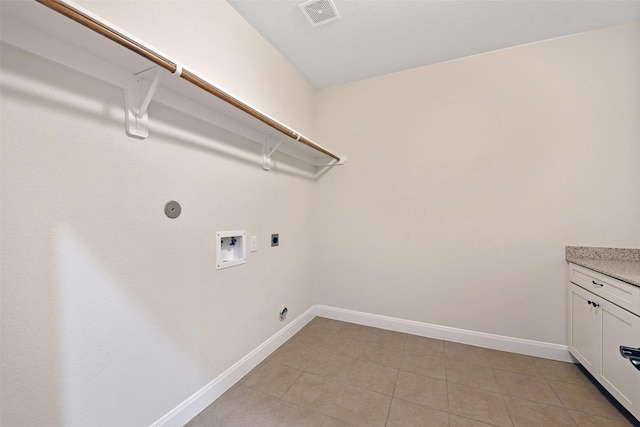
187, 317, 638, 427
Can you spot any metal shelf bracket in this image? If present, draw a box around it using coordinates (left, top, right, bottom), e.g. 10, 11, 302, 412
125, 67, 164, 139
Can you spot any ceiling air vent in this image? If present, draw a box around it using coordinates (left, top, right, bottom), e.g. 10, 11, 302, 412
299, 0, 341, 27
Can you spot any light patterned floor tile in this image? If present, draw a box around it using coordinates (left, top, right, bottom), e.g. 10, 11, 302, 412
243, 360, 303, 398
332, 384, 392, 427
448, 382, 512, 427
282, 372, 343, 415
504, 396, 576, 426
400, 350, 447, 380
486, 349, 539, 376
404, 334, 445, 357
550, 380, 630, 420
305, 350, 356, 382
394, 370, 448, 411
446, 359, 499, 392
568, 409, 635, 427
494, 369, 563, 406
346, 359, 398, 395
386, 398, 449, 427
361, 341, 404, 368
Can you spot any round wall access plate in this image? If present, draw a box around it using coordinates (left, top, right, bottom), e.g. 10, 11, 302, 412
164, 201, 181, 219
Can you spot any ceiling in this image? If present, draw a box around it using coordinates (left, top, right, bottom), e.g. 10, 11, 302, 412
227, 0, 640, 88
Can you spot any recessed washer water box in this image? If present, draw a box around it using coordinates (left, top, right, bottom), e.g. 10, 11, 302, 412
216, 230, 246, 270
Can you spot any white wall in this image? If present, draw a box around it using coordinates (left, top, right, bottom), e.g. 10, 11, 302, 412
1, 1, 317, 426
313, 22, 640, 345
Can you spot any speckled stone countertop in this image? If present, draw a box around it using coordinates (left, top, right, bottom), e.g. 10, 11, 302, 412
566, 246, 640, 287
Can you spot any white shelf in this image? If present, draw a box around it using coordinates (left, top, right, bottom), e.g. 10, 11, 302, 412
0, 1, 345, 168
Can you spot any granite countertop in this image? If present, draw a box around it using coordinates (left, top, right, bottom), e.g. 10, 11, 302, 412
566, 246, 640, 287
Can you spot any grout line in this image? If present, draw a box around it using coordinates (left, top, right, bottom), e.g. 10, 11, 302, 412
500, 377, 516, 427
383, 357, 402, 427
279, 367, 305, 400
382, 398, 393, 427
444, 365, 451, 423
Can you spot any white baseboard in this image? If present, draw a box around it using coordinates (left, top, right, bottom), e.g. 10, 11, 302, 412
315, 305, 572, 363
150, 305, 316, 427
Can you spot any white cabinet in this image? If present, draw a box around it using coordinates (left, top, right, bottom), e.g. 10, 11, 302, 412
568, 264, 640, 422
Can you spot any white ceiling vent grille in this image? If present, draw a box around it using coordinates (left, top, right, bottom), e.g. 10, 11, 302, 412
299, 0, 341, 27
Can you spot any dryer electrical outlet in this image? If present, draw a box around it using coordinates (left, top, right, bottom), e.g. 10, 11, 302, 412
216, 230, 247, 270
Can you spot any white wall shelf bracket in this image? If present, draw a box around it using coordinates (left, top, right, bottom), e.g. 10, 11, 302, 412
125, 67, 164, 139
262, 138, 284, 171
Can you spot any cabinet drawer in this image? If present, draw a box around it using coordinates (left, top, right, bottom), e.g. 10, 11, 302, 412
570, 263, 640, 316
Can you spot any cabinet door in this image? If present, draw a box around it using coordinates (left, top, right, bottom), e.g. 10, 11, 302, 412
569, 283, 601, 375
601, 299, 640, 421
